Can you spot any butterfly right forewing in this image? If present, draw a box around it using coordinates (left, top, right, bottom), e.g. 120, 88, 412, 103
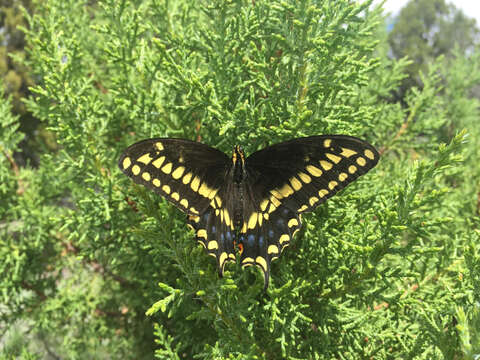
245, 135, 380, 214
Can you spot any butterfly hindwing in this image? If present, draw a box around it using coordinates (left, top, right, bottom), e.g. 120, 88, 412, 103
239, 204, 301, 289
119, 138, 230, 216
187, 206, 236, 276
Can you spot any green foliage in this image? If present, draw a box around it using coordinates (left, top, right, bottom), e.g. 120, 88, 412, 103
1, 0, 479, 359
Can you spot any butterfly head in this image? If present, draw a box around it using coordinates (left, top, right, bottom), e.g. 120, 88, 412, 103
232, 145, 246, 183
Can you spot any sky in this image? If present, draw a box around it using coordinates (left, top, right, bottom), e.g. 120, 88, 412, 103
374, 0, 480, 25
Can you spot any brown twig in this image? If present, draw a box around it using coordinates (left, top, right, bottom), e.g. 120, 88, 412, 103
21, 281, 47, 301
2, 149, 25, 195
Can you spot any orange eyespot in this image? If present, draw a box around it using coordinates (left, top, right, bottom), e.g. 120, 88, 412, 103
234, 240, 244, 255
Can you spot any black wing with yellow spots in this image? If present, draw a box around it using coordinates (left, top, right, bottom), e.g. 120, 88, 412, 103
119, 139, 230, 216
119, 135, 379, 289
239, 135, 379, 287
119, 138, 237, 278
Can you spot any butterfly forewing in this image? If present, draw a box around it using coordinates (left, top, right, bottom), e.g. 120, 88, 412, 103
119, 138, 230, 216
245, 135, 379, 214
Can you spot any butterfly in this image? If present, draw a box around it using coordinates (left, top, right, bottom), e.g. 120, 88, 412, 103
118, 135, 379, 289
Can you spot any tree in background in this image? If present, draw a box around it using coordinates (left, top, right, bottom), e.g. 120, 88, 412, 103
0, 0, 51, 167
0, 0, 32, 116
388, 0, 480, 99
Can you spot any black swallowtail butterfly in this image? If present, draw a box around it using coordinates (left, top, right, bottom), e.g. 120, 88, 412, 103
119, 136, 379, 289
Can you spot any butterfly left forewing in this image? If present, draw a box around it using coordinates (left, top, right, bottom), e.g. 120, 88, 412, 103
119, 138, 230, 216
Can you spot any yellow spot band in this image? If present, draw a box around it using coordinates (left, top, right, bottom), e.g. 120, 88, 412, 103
122, 157, 131, 169
161, 162, 172, 174
256, 256, 268, 272
357, 157, 367, 166
320, 160, 333, 171
290, 177, 302, 191
326, 153, 342, 164
219, 252, 228, 268
132, 165, 141, 175
152, 156, 165, 168
137, 153, 152, 165
288, 218, 299, 228
208, 241, 218, 250
340, 147, 357, 158
364, 149, 375, 160
298, 204, 308, 212
242, 257, 254, 265
278, 183, 294, 198
309, 196, 319, 206
268, 245, 279, 254
319, 189, 329, 198
298, 172, 311, 183
182, 172, 192, 184
191, 176, 201, 191
172, 166, 185, 179
248, 212, 258, 229
328, 181, 338, 190
260, 199, 269, 212
197, 229, 207, 239
155, 142, 164, 151
306, 165, 322, 177
198, 182, 212, 198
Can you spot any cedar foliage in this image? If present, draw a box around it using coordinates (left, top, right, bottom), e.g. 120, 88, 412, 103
1, 0, 480, 359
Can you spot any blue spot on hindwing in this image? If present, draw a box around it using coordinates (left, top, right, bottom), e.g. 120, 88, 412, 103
258, 235, 264, 248
276, 218, 284, 228
268, 229, 275, 238
220, 232, 225, 244
247, 234, 255, 247
211, 225, 216, 234
203, 212, 210, 223
226, 231, 232, 242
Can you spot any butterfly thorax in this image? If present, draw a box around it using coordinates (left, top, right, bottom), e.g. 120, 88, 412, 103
232, 145, 246, 228
232, 145, 246, 183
